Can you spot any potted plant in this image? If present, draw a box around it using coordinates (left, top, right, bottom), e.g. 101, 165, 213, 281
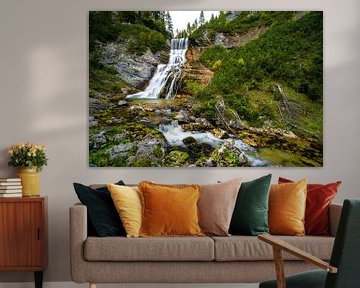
8, 143, 48, 197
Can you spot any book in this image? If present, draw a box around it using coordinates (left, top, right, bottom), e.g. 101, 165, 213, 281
0, 186, 22, 190
0, 189, 22, 193
0, 178, 21, 182
0, 182, 22, 186
0, 193, 22, 198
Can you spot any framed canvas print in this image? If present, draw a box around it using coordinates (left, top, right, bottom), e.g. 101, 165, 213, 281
89, 11, 323, 167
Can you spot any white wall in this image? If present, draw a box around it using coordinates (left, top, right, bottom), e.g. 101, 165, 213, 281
0, 0, 359, 283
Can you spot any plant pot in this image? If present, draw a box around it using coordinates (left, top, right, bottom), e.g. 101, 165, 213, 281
16, 167, 40, 197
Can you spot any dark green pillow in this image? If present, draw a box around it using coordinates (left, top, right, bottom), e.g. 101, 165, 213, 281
229, 174, 272, 236
73, 181, 126, 237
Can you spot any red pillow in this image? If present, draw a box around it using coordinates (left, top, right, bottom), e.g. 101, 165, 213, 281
278, 177, 341, 236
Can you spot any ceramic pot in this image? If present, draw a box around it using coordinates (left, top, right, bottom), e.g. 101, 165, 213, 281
16, 167, 40, 197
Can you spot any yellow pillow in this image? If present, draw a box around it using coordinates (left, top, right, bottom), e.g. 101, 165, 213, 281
138, 181, 204, 237
269, 179, 307, 236
107, 183, 142, 238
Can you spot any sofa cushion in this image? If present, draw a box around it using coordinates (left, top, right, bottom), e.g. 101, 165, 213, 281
139, 181, 203, 237
269, 179, 307, 236
212, 235, 334, 261
84, 236, 214, 261
229, 174, 271, 236
107, 184, 142, 238
279, 177, 341, 236
198, 178, 242, 236
73, 181, 126, 237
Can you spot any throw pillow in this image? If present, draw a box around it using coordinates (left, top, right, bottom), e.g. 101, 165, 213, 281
229, 174, 272, 236
198, 177, 242, 236
269, 179, 307, 236
138, 181, 203, 237
107, 183, 142, 238
73, 181, 126, 237
278, 177, 341, 235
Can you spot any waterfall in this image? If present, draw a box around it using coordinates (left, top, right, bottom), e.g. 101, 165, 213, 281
126, 38, 189, 100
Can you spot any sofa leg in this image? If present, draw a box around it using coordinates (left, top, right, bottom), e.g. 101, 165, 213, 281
89, 283, 96, 288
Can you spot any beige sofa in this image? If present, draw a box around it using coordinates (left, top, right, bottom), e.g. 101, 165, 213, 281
70, 202, 342, 288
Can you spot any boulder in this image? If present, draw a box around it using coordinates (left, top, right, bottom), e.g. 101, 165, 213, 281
107, 143, 134, 161
117, 100, 128, 107
174, 110, 190, 124
127, 136, 166, 167
181, 118, 214, 131
91, 131, 107, 149
89, 97, 107, 115
89, 116, 98, 128
165, 150, 189, 166
210, 141, 249, 167
212, 128, 229, 139
214, 33, 226, 46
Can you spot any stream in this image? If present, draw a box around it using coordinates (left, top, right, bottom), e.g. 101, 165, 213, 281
125, 38, 270, 167
158, 121, 269, 167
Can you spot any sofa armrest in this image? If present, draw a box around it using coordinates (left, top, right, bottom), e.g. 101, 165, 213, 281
329, 203, 342, 237
69, 203, 88, 283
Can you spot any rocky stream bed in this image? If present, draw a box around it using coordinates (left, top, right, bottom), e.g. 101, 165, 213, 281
89, 37, 322, 167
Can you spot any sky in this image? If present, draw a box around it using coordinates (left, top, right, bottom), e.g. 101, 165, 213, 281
169, 11, 220, 34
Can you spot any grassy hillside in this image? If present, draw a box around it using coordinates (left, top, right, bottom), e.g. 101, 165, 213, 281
188, 11, 323, 138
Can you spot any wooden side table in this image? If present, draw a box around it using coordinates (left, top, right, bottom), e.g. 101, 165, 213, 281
0, 197, 48, 288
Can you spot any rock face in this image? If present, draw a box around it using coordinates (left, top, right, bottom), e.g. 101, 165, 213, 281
214, 26, 268, 49
183, 48, 213, 86
226, 11, 242, 21
101, 42, 169, 88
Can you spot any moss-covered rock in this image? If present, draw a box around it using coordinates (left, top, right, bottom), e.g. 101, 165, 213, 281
165, 150, 189, 166
210, 142, 249, 167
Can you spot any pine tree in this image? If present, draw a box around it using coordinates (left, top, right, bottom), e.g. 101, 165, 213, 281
165, 11, 174, 38
187, 22, 192, 34
192, 19, 198, 30
159, 11, 166, 24
199, 11, 205, 26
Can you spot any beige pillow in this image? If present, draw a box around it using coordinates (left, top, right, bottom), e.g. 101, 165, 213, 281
198, 178, 242, 236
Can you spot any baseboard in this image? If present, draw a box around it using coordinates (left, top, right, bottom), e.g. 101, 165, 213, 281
0, 282, 259, 288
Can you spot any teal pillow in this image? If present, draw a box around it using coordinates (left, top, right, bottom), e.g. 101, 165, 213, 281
229, 174, 272, 236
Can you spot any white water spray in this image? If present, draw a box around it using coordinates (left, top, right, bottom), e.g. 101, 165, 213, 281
126, 38, 188, 100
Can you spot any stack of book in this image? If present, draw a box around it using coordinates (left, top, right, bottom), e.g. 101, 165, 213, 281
0, 178, 22, 197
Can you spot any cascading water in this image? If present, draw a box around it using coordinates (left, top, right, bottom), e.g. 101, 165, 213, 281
126, 38, 188, 100
158, 121, 270, 167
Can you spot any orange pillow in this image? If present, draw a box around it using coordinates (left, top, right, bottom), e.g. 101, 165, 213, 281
138, 181, 204, 237
269, 179, 307, 236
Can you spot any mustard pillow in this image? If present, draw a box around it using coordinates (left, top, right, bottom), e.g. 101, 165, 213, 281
269, 179, 307, 236
107, 183, 142, 238
138, 181, 204, 237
